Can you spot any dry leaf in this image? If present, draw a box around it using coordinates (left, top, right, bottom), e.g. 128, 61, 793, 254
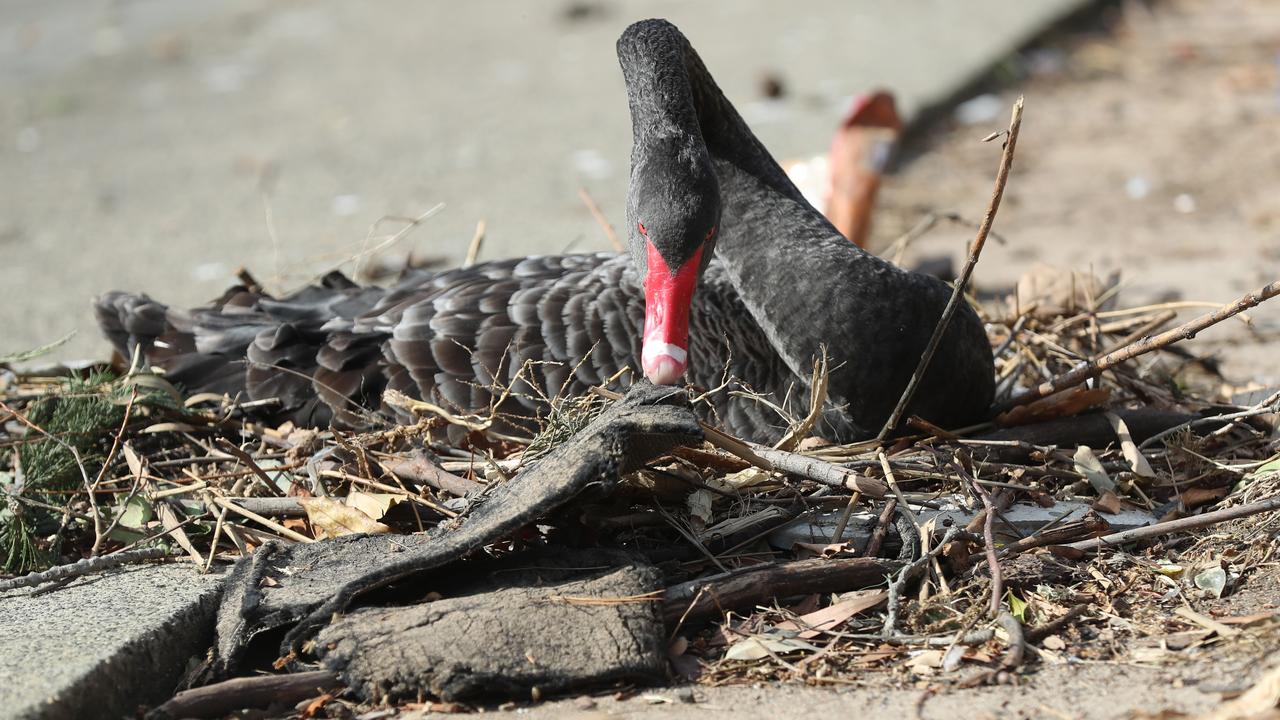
907, 649, 944, 671
345, 490, 401, 521
1193, 567, 1229, 599
851, 649, 900, 667
1180, 485, 1230, 508
299, 496, 391, 539
724, 635, 819, 661
1074, 445, 1116, 494
790, 541, 854, 559
997, 386, 1110, 427
142, 422, 200, 433
775, 591, 888, 638
1092, 490, 1123, 515
156, 501, 203, 564
686, 489, 715, 527
1014, 263, 1119, 318
717, 467, 773, 490
122, 442, 144, 480
1105, 411, 1157, 478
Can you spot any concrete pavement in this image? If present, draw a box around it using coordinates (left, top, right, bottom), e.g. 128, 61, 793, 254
0, 563, 224, 720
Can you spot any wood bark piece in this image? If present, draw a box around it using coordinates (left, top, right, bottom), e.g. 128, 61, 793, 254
150, 670, 340, 719
207, 383, 701, 679
381, 450, 485, 497
317, 564, 666, 702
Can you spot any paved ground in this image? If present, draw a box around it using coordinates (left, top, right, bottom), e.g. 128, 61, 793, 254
0, 0, 1088, 363
0, 563, 224, 720
429, 664, 1226, 720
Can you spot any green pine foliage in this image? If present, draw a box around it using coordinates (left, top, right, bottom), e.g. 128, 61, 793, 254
1, 372, 128, 573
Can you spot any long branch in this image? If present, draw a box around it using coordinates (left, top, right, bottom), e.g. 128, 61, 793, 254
1065, 494, 1280, 552
877, 96, 1023, 442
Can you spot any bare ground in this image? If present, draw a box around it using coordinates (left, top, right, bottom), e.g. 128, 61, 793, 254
880, 0, 1280, 386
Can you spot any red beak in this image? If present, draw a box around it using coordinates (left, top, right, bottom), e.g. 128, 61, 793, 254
642, 240, 702, 385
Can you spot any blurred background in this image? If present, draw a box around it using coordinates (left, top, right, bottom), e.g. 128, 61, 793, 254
2, 0, 1278, 381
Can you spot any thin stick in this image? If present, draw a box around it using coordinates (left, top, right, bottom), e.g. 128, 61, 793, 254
0, 547, 172, 592
995, 611, 1026, 670
463, 219, 486, 268
1024, 603, 1089, 644
1066, 494, 1280, 551
1139, 391, 1280, 450
1099, 309, 1177, 355
88, 388, 139, 555
879, 451, 920, 530
865, 498, 898, 558
215, 438, 283, 497
702, 424, 888, 498
830, 491, 861, 543
882, 526, 963, 638
593, 383, 887, 496
1000, 279, 1280, 411
210, 496, 314, 543
579, 187, 624, 252
326, 471, 459, 518
344, 203, 445, 290
155, 670, 341, 719
972, 479, 1003, 618
877, 97, 1023, 442
661, 556, 891, 624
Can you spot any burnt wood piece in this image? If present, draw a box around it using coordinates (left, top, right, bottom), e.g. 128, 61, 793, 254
317, 564, 665, 702
208, 382, 700, 679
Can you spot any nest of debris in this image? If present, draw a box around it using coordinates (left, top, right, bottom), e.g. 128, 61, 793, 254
2, 103, 1279, 715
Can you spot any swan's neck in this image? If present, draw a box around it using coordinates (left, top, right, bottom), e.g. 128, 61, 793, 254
619, 20, 875, 385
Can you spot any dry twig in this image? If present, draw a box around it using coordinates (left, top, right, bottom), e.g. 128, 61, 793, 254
877, 96, 1024, 442
1001, 279, 1280, 411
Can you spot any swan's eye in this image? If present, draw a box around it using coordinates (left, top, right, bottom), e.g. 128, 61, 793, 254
638, 222, 648, 236
705, 225, 717, 241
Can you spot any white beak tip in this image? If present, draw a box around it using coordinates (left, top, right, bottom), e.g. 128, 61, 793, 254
642, 341, 688, 385
643, 355, 686, 385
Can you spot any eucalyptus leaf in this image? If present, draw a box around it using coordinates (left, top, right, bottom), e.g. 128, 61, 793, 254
115, 495, 154, 529
1073, 445, 1115, 494
1007, 590, 1028, 622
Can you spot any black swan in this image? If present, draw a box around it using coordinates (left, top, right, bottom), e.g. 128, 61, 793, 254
95, 19, 994, 443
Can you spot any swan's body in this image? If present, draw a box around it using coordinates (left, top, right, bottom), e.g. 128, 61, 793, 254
96, 20, 994, 443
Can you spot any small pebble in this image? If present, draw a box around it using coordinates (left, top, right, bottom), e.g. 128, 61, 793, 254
1125, 176, 1151, 200
953, 94, 1002, 125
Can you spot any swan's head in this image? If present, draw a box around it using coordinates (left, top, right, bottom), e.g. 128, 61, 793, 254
626, 136, 720, 386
